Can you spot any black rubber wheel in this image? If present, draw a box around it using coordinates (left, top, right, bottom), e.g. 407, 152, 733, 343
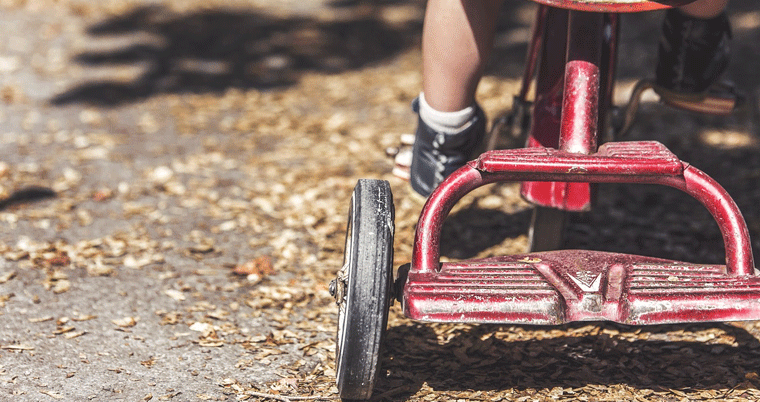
528, 206, 567, 252
335, 179, 394, 401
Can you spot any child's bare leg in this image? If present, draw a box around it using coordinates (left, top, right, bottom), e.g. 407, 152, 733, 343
408, 0, 505, 197
422, 0, 504, 112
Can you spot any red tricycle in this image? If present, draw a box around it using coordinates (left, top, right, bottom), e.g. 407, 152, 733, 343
331, 0, 752, 400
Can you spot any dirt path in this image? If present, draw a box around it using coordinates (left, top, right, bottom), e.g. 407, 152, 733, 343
0, 0, 760, 400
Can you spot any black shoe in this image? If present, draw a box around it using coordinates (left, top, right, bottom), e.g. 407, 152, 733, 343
655, 9, 732, 100
409, 99, 486, 197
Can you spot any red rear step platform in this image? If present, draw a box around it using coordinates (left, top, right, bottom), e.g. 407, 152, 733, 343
403, 141, 758, 326
404, 250, 760, 325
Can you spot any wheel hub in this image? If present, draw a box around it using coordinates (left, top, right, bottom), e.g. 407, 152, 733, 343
329, 263, 348, 305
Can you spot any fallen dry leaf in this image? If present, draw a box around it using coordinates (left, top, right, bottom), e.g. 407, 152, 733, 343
196, 340, 224, 347
92, 188, 114, 202
188, 241, 215, 254
53, 326, 76, 335
39, 390, 64, 399
0, 271, 15, 283
189, 322, 215, 337
51, 280, 71, 294
28, 316, 54, 323
1, 344, 34, 350
71, 314, 97, 322
64, 331, 86, 339
164, 289, 186, 301
232, 255, 274, 277
111, 316, 138, 327
140, 357, 157, 368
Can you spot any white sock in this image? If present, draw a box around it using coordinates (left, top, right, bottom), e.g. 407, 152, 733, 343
418, 92, 476, 134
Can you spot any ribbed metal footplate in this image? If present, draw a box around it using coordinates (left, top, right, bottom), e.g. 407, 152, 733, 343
403, 250, 760, 325
475, 141, 683, 177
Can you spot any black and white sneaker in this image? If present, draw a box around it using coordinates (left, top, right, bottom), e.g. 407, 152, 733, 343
409, 99, 486, 197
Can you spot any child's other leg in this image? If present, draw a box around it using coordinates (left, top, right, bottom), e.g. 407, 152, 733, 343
656, 0, 732, 97
422, 0, 504, 112
679, 0, 729, 19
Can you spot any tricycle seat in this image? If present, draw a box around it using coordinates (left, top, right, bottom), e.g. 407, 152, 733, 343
531, 0, 695, 13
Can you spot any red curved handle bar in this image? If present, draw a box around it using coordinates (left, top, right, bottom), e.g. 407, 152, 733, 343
411, 159, 755, 277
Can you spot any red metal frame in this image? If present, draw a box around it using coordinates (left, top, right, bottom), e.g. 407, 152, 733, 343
411, 142, 753, 276
521, 7, 593, 211
559, 12, 602, 154
404, 250, 760, 325
399, 1, 758, 327
519, 9, 614, 211
405, 142, 757, 324
531, 0, 694, 13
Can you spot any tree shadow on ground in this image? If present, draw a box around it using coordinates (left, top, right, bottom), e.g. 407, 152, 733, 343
50, 4, 419, 106
375, 321, 760, 400
51, 1, 535, 107
439, 204, 531, 260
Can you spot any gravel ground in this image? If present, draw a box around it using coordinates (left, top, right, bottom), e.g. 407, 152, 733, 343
0, 0, 760, 401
